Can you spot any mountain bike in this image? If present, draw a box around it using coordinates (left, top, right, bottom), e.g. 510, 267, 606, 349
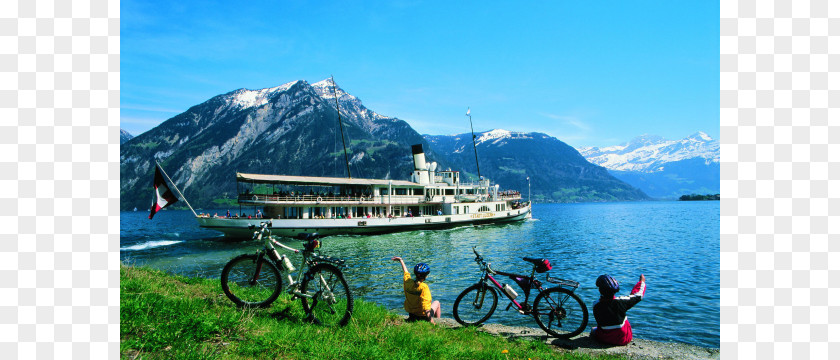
220, 222, 354, 326
452, 247, 588, 338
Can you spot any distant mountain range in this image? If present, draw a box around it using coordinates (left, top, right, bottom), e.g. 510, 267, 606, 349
425, 130, 648, 202
578, 132, 720, 199
119, 79, 649, 210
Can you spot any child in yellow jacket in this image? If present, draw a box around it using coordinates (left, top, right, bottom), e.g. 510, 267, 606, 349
391, 256, 441, 323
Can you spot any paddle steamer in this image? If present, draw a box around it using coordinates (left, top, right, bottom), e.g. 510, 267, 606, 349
196, 144, 530, 238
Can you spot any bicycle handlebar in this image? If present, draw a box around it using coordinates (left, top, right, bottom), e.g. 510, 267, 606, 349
254, 222, 312, 255
472, 246, 483, 262
269, 236, 300, 254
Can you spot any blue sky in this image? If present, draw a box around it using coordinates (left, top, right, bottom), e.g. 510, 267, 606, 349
121, 1, 719, 148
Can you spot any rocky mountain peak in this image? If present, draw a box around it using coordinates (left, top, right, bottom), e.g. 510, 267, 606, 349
312, 79, 351, 100
120, 129, 134, 144
226, 80, 302, 110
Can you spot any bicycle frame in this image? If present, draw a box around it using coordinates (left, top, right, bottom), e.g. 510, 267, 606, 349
469, 247, 580, 314
475, 262, 539, 313
455, 247, 588, 338
250, 222, 334, 300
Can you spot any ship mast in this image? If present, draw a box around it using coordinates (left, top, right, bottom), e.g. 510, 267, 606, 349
332, 75, 352, 179
466, 107, 481, 179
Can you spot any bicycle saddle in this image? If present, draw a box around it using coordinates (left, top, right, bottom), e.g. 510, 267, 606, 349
523, 257, 553, 273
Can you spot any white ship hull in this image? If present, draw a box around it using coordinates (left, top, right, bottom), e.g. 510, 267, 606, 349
198, 204, 531, 238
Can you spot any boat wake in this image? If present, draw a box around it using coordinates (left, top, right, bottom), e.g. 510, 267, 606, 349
121, 240, 184, 251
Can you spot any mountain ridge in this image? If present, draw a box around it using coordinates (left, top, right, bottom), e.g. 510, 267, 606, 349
578, 132, 720, 198
121, 79, 650, 209
425, 129, 649, 202
578, 131, 719, 172
120, 129, 134, 144
120, 79, 448, 210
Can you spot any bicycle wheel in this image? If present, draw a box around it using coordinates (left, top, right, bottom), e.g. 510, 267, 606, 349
532, 287, 588, 338
452, 283, 498, 326
220, 254, 283, 308
300, 263, 353, 326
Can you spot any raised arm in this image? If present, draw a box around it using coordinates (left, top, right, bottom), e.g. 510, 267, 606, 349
631, 274, 646, 297
391, 256, 409, 274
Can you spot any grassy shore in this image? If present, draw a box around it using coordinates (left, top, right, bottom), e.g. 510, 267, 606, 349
121, 265, 627, 359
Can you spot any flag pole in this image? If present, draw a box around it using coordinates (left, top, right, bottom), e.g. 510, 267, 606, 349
331, 75, 352, 179
155, 160, 198, 217
466, 107, 481, 180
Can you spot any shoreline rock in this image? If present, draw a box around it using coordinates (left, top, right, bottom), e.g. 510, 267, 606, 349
433, 318, 720, 360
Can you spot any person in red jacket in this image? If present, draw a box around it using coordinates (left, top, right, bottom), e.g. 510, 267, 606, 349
590, 274, 646, 345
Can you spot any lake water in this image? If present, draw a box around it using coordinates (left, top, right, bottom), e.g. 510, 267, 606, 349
120, 201, 720, 348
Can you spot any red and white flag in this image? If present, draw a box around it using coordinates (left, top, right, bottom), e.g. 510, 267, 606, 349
149, 165, 178, 219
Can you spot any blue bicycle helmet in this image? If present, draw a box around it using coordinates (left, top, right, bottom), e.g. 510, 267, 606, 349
414, 263, 431, 275
595, 274, 620, 297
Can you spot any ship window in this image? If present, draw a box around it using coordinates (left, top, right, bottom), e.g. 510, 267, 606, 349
380, 188, 387, 195
395, 188, 407, 195
465, 206, 470, 213
454, 206, 459, 214
413, 188, 423, 195
445, 189, 454, 195
479, 206, 490, 212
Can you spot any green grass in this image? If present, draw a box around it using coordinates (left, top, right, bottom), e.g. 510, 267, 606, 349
121, 265, 622, 359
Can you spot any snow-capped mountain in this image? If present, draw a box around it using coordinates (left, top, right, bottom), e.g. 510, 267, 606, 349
578, 132, 719, 172
120, 129, 134, 144
578, 132, 720, 199
120, 79, 437, 210
425, 130, 649, 202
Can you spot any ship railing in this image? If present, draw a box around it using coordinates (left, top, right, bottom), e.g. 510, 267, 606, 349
238, 193, 426, 205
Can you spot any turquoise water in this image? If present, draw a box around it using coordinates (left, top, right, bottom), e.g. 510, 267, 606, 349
120, 201, 719, 348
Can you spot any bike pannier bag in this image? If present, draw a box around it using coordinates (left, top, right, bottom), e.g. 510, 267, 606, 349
536, 259, 552, 273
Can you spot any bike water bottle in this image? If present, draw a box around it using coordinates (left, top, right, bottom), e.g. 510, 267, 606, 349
280, 254, 296, 272
503, 284, 518, 299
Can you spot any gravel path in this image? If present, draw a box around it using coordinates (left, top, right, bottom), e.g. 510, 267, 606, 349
433, 318, 720, 360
